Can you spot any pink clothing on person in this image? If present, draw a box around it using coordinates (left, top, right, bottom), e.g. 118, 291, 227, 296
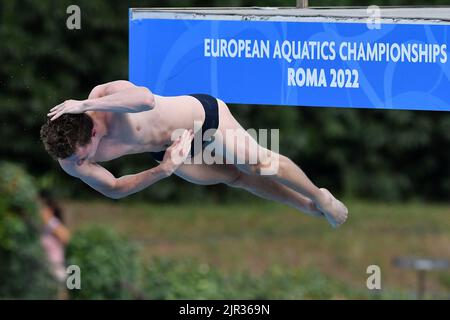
41, 219, 66, 283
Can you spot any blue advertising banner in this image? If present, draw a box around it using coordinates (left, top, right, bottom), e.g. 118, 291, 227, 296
129, 14, 450, 111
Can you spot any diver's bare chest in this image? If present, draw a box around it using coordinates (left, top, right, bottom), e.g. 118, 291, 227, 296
92, 139, 132, 162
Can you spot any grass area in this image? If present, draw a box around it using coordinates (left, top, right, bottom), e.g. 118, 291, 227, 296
65, 198, 450, 299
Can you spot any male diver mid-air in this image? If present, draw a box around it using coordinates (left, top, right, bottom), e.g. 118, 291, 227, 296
41, 80, 348, 228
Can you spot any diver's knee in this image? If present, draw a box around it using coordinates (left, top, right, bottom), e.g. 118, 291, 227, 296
245, 155, 282, 176
225, 170, 245, 188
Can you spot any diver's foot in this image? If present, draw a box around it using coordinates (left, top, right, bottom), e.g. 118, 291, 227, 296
302, 200, 325, 218
315, 188, 348, 228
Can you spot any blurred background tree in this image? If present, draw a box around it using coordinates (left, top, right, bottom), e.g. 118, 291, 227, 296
1, 0, 449, 202
0, 162, 57, 299
65, 226, 142, 299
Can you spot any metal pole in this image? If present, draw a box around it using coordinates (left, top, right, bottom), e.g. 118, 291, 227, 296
296, 0, 308, 8
417, 270, 426, 300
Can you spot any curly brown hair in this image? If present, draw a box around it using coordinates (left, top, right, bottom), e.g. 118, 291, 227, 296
40, 113, 93, 159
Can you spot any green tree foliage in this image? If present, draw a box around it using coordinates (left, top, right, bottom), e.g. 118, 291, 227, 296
0, 162, 57, 299
1, 0, 449, 201
65, 226, 142, 299
143, 257, 368, 299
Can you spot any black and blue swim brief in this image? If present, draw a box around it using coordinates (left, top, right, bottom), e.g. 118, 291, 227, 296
149, 94, 219, 162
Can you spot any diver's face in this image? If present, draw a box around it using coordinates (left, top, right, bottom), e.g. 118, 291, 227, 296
68, 129, 99, 165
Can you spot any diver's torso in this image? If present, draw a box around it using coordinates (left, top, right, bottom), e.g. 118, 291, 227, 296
91, 94, 205, 162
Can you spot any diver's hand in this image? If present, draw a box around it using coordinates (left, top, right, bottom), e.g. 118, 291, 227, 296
48, 99, 86, 121
160, 129, 194, 176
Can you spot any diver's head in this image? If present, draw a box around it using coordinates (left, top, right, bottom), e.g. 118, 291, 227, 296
40, 113, 98, 164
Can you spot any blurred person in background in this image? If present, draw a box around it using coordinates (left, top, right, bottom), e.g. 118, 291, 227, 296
38, 190, 71, 298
